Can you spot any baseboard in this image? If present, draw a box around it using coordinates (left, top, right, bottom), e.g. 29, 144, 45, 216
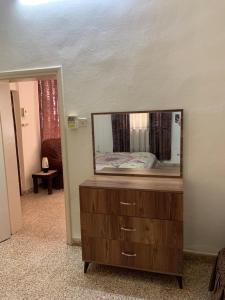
21, 188, 33, 195
183, 249, 217, 263
184, 249, 217, 257
71, 238, 81, 246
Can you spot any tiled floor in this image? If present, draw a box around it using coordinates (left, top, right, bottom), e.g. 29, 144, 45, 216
0, 189, 213, 299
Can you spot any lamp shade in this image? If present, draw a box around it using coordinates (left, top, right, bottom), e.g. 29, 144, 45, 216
42, 157, 49, 173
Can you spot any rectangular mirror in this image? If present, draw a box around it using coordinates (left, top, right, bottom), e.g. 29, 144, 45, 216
92, 109, 183, 177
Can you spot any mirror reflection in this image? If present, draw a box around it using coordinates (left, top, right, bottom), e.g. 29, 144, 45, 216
93, 110, 182, 177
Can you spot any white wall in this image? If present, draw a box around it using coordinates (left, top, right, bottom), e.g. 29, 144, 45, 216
164, 112, 181, 164
94, 114, 113, 153
0, 0, 225, 253
16, 81, 41, 192
171, 112, 181, 164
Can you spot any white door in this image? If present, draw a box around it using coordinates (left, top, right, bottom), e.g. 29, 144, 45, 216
0, 115, 11, 242
0, 82, 22, 234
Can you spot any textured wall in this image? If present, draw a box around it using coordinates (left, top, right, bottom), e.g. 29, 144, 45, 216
0, 0, 225, 253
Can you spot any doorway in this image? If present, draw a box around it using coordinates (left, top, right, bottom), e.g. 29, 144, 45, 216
0, 67, 72, 245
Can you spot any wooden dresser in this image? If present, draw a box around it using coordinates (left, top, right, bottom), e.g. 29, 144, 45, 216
79, 175, 184, 288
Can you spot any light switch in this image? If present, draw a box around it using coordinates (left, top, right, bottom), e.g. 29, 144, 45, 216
78, 118, 88, 127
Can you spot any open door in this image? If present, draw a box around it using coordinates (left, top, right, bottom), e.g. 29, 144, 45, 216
0, 82, 22, 234
0, 115, 11, 242
11, 91, 24, 196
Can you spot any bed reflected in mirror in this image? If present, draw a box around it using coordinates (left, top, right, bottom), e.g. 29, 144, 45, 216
92, 110, 183, 177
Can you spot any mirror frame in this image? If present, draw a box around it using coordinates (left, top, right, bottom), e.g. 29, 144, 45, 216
91, 109, 183, 178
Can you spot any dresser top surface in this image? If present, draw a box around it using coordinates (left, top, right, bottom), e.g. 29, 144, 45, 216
80, 176, 184, 192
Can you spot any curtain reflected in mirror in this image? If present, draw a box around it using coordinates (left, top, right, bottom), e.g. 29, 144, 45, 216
92, 110, 182, 177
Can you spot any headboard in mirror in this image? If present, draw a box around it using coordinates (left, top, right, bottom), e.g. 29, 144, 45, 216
91, 109, 183, 178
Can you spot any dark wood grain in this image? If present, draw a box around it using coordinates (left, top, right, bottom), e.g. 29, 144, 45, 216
32, 170, 58, 195
80, 175, 183, 192
80, 187, 183, 221
82, 237, 183, 276
79, 175, 184, 282
81, 213, 183, 248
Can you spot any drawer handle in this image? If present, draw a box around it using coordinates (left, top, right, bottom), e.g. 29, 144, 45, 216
120, 201, 136, 206
120, 226, 136, 232
121, 251, 137, 257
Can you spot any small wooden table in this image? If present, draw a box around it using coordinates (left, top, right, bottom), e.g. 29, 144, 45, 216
32, 170, 58, 195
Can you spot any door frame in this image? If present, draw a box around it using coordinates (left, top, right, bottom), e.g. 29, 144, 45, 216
0, 66, 72, 245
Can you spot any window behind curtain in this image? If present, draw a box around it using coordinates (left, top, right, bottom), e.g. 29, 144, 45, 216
130, 113, 149, 130
130, 113, 149, 152
38, 80, 60, 142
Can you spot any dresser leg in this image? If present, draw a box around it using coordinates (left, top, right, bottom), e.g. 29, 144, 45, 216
84, 262, 90, 273
176, 276, 183, 289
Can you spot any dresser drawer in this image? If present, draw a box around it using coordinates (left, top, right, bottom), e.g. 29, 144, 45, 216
81, 213, 182, 248
82, 237, 183, 275
80, 187, 183, 221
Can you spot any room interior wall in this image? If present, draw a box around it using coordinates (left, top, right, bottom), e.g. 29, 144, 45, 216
15, 81, 41, 192
0, 0, 225, 254
163, 112, 181, 164
170, 112, 181, 164
94, 114, 113, 153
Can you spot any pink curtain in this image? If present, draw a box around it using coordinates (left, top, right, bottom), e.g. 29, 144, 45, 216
38, 80, 60, 142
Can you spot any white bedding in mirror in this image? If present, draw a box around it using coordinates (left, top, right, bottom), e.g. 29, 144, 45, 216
95, 152, 157, 171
